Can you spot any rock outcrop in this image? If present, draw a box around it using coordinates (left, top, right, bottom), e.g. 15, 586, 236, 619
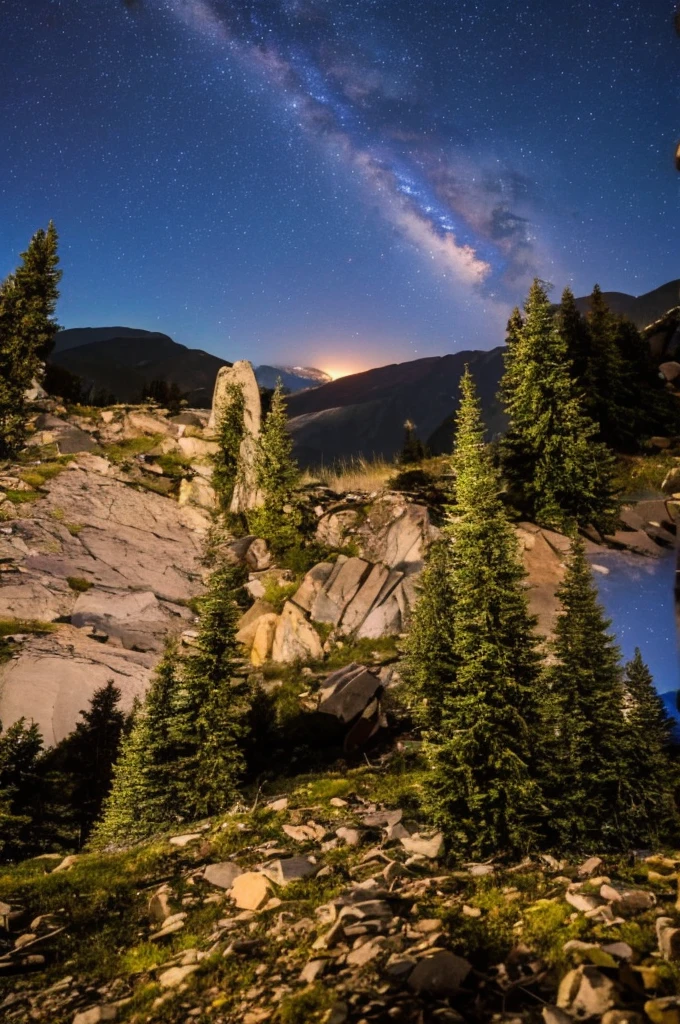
208, 361, 263, 513
0, 452, 207, 741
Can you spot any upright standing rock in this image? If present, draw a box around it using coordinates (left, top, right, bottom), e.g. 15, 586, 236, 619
209, 360, 263, 513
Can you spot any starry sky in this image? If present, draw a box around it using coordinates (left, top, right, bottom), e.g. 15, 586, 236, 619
1, 0, 679, 374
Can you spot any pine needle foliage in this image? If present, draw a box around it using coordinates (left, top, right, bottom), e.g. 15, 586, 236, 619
500, 279, 619, 533
402, 536, 456, 732
538, 538, 634, 850
91, 647, 182, 848
248, 379, 302, 553
0, 718, 43, 861
212, 381, 246, 512
423, 368, 546, 859
618, 648, 679, 844
0, 223, 61, 457
170, 560, 250, 818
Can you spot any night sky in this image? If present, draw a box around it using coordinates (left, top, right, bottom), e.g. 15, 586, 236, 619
1, 0, 679, 375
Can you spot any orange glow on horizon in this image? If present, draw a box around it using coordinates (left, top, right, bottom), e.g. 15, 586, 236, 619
323, 367, 354, 381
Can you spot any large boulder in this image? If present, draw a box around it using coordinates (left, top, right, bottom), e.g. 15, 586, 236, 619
317, 663, 383, 724
271, 601, 323, 663
209, 361, 263, 513
310, 557, 371, 625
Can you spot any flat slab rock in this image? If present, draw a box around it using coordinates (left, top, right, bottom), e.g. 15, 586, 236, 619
204, 862, 243, 889
408, 950, 472, 996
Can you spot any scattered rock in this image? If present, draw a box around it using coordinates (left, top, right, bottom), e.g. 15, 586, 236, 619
400, 832, 444, 859
657, 917, 680, 960
169, 833, 202, 847
229, 872, 272, 911
557, 965, 618, 1019
158, 963, 199, 989
149, 891, 173, 923
72, 1007, 118, 1024
408, 950, 472, 997
577, 857, 604, 878
204, 862, 243, 890
261, 857, 317, 886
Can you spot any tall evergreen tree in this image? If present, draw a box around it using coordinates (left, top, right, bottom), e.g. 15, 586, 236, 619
423, 368, 546, 858
499, 279, 619, 534
212, 381, 246, 512
538, 538, 632, 849
400, 420, 426, 464
0, 719, 43, 861
170, 561, 250, 818
582, 284, 625, 445
558, 287, 591, 383
618, 648, 679, 844
45, 681, 127, 845
0, 223, 61, 456
249, 379, 301, 552
403, 536, 456, 732
92, 647, 182, 848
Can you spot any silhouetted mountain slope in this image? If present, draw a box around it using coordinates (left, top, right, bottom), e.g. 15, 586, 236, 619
286, 348, 506, 467
574, 279, 680, 328
50, 329, 230, 407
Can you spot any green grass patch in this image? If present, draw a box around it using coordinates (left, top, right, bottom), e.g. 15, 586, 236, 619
0, 618, 57, 637
18, 460, 71, 490
66, 404, 104, 421
5, 489, 42, 504
324, 634, 399, 670
65, 521, 83, 535
613, 451, 678, 499
278, 983, 334, 1024
154, 451, 193, 479
67, 576, 93, 593
262, 576, 300, 613
100, 434, 164, 465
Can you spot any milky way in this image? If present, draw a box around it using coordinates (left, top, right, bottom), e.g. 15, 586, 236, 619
159, 0, 541, 296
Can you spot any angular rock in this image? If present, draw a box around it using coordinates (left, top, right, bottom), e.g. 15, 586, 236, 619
557, 965, 618, 1018
245, 538, 271, 571
158, 963, 199, 989
317, 663, 383, 724
72, 1007, 118, 1024
346, 937, 386, 966
566, 891, 604, 913
204, 862, 243, 890
229, 872, 272, 911
542, 1008, 573, 1024
577, 856, 604, 878
356, 498, 434, 572
271, 602, 323, 663
291, 562, 335, 613
149, 891, 173, 923
400, 832, 444, 859
311, 557, 371, 625
169, 833, 202, 847
339, 562, 391, 634
261, 857, 317, 886
657, 917, 680, 960
249, 613, 278, 667
612, 889, 656, 916
316, 509, 360, 549
356, 580, 405, 639
408, 950, 472, 996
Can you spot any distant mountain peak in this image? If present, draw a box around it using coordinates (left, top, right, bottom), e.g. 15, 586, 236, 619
254, 365, 332, 392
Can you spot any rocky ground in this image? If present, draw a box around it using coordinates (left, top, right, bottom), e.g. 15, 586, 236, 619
2, 761, 680, 1024
0, 394, 676, 747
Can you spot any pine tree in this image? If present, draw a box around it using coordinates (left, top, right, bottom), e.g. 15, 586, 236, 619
499, 279, 619, 534
46, 681, 127, 845
558, 287, 591, 383
403, 536, 456, 732
582, 285, 625, 445
0, 718, 43, 861
618, 649, 679, 844
212, 381, 246, 512
92, 648, 181, 848
538, 538, 632, 849
423, 368, 546, 858
170, 561, 250, 818
400, 420, 426, 464
248, 379, 301, 552
0, 223, 61, 456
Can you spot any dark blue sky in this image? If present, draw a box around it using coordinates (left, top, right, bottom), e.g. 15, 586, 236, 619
1, 0, 678, 374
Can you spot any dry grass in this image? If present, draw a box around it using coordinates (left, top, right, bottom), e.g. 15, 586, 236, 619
302, 455, 396, 493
